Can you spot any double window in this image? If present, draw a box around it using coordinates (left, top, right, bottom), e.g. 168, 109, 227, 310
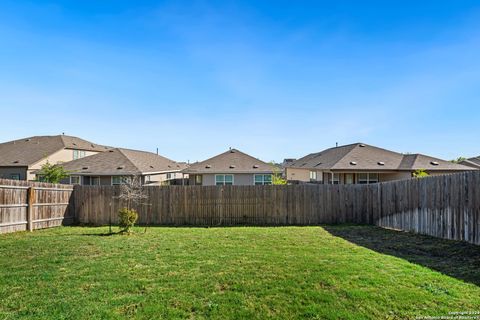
73, 150, 86, 160
254, 174, 272, 185
328, 173, 340, 184
357, 173, 379, 184
90, 177, 100, 186
215, 174, 233, 186
112, 176, 129, 185
309, 171, 317, 181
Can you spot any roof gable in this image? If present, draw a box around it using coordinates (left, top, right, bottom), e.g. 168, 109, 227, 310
183, 149, 273, 174
0, 135, 108, 167
60, 148, 186, 175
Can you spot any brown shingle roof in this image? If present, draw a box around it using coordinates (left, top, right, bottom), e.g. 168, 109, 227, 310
60, 148, 187, 176
0, 135, 109, 167
287, 143, 475, 172
183, 149, 274, 174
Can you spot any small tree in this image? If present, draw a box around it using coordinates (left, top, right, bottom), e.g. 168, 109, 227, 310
270, 162, 287, 185
37, 162, 69, 183
413, 169, 429, 178
114, 176, 149, 233
451, 157, 466, 164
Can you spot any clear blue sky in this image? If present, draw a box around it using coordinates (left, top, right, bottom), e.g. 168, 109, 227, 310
1, 1, 479, 163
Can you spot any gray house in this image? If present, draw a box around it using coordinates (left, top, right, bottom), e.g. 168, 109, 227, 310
0, 135, 109, 181
183, 149, 274, 186
59, 148, 187, 186
286, 143, 476, 184
460, 157, 480, 169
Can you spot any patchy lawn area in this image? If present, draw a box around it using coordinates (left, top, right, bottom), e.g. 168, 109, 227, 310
0, 226, 479, 319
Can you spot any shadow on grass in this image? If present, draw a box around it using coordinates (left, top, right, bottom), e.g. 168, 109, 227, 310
323, 225, 480, 287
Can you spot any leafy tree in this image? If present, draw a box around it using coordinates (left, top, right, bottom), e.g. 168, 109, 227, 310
270, 162, 287, 185
37, 162, 69, 183
413, 169, 429, 178
451, 157, 466, 163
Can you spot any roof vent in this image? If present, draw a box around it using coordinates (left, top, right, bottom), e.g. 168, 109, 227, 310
13, 160, 19, 164
82, 166, 88, 170
25, 139, 31, 142
150, 165, 154, 168
314, 162, 322, 167
350, 161, 357, 165
378, 161, 385, 166
253, 165, 259, 169
229, 165, 236, 169
109, 150, 114, 153
430, 161, 439, 166
205, 165, 211, 169
230, 149, 235, 153
117, 166, 124, 170
359, 144, 366, 147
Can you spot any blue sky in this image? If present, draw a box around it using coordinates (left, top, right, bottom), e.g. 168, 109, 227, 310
1, 1, 479, 163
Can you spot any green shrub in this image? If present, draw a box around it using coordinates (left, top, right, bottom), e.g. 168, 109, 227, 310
118, 207, 138, 233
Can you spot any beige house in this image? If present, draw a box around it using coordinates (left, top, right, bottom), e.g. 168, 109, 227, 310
183, 148, 274, 186
286, 143, 476, 184
0, 135, 109, 181
60, 148, 187, 186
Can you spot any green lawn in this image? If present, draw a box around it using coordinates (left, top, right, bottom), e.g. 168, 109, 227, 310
0, 226, 479, 319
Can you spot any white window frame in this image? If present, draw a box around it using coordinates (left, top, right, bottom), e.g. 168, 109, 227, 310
309, 171, 317, 181
112, 176, 129, 186
254, 174, 272, 185
195, 175, 203, 185
215, 174, 234, 186
73, 150, 86, 160
357, 173, 379, 184
70, 176, 81, 185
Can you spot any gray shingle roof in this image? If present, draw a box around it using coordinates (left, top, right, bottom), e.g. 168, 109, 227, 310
287, 143, 475, 172
60, 148, 187, 176
460, 157, 480, 169
0, 135, 109, 167
183, 149, 274, 174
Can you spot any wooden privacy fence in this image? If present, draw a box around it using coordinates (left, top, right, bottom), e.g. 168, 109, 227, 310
0, 178, 74, 234
74, 171, 480, 245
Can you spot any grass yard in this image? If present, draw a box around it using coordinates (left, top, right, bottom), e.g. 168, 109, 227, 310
0, 226, 479, 319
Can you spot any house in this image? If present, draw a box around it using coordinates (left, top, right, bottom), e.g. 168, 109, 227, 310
0, 135, 109, 181
285, 143, 476, 184
59, 148, 188, 185
460, 157, 480, 169
182, 148, 275, 186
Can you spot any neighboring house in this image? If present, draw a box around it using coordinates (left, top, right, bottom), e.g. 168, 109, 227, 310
0, 135, 109, 181
285, 143, 476, 184
59, 148, 188, 186
460, 157, 480, 169
182, 148, 275, 186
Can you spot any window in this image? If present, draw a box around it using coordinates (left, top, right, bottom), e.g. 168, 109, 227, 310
195, 175, 203, 185
73, 150, 86, 160
70, 176, 81, 185
357, 173, 379, 184
10, 174, 20, 180
90, 177, 100, 186
215, 174, 233, 186
112, 176, 129, 185
254, 174, 272, 185
328, 173, 340, 184
345, 173, 354, 184
309, 171, 317, 181
166, 173, 174, 180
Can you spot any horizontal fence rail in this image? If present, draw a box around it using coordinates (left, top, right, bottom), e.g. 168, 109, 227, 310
0, 178, 75, 234
74, 171, 480, 245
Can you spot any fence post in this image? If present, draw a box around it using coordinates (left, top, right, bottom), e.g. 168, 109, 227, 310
26, 187, 35, 232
